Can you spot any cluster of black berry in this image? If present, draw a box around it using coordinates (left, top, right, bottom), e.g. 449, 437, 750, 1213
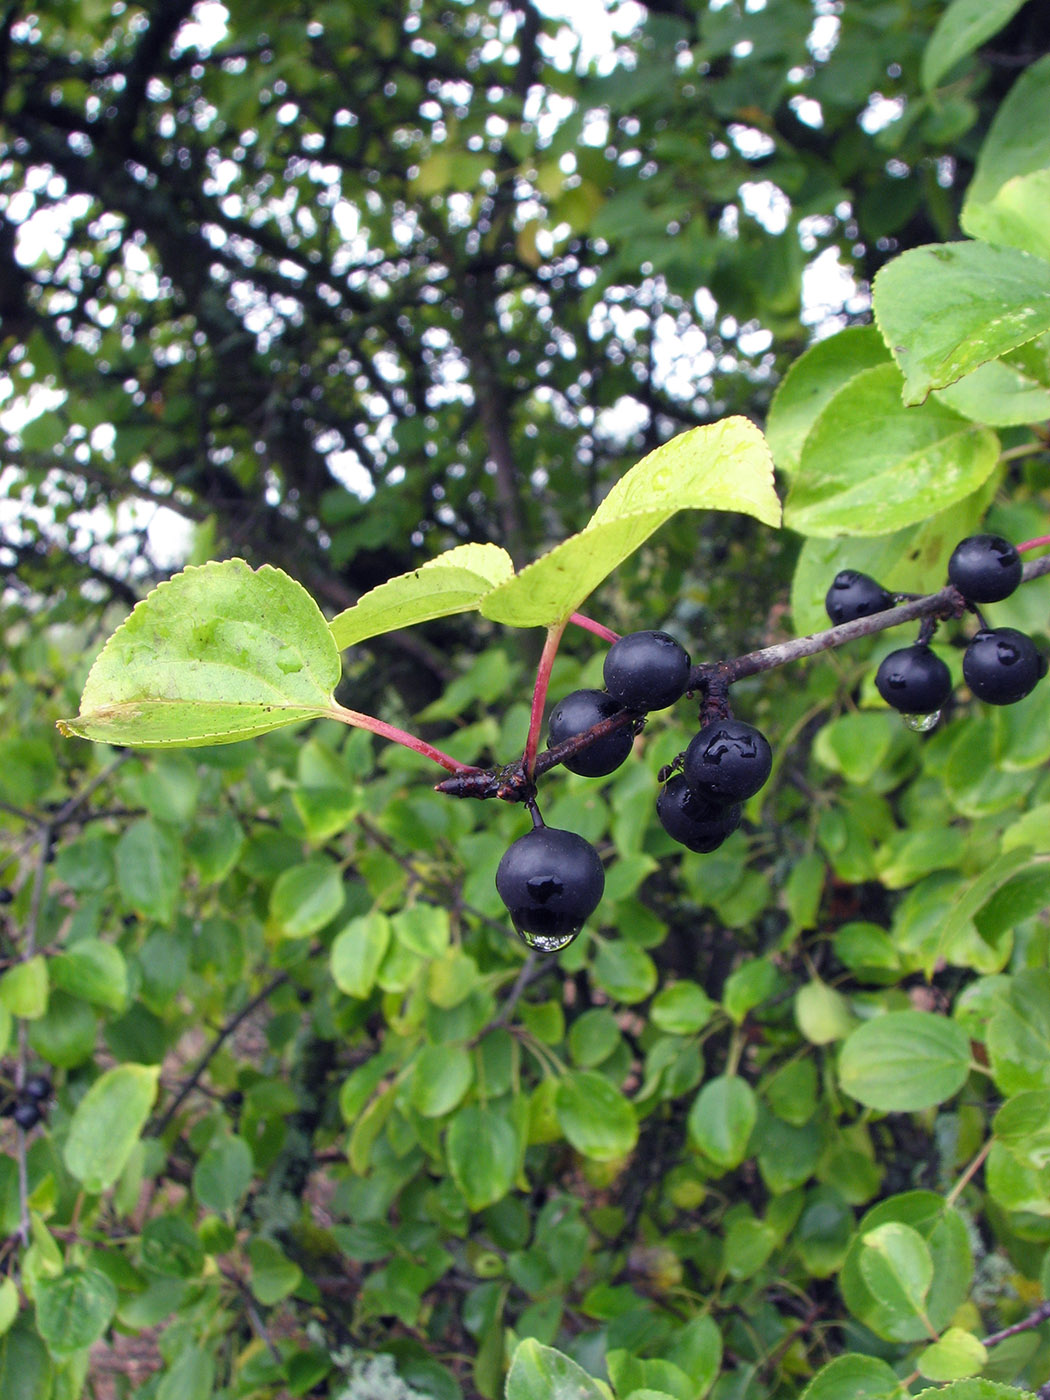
496, 630, 773, 950
1, 1072, 52, 1131
827, 535, 1047, 717
494, 535, 1046, 952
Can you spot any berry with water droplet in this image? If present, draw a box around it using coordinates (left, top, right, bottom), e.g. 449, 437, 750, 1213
603, 630, 691, 712
825, 569, 894, 626
547, 689, 634, 776
682, 717, 772, 804
948, 534, 1022, 603
495, 825, 605, 951
875, 644, 953, 714
657, 775, 741, 853
963, 627, 1048, 705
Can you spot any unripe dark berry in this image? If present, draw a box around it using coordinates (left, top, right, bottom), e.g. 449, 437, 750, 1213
603, 630, 691, 712
825, 570, 894, 626
682, 717, 772, 804
875, 644, 953, 714
12, 1099, 42, 1130
962, 627, 1048, 705
948, 534, 1022, 603
547, 689, 634, 777
657, 775, 741, 853
495, 825, 605, 951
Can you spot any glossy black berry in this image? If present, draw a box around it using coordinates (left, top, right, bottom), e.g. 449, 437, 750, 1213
23, 1074, 52, 1102
495, 825, 605, 952
603, 630, 691, 712
948, 534, 1022, 603
657, 775, 742, 853
12, 1099, 42, 1130
682, 718, 772, 804
875, 644, 953, 714
825, 570, 894, 626
963, 627, 1048, 705
547, 689, 634, 777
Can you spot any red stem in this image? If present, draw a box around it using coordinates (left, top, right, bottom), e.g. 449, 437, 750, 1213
330, 704, 481, 775
569, 612, 620, 645
523, 621, 567, 779
1017, 536, 1050, 553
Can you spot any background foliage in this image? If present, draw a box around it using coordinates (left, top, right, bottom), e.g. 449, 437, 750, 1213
2, 1, 1050, 1397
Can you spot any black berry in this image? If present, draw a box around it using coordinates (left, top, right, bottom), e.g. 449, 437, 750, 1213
948, 534, 1022, 603
963, 627, 1048, 705
657, 775, 742, 853
603, 630, 691, 712
825, 570, 894, 626
682, 718, 772, 804
23, 1074, 52, 1102
495, 825, 605, 951
547, 689, 634, 777
12, 1099, 42, 1130
875, 644, 953, 714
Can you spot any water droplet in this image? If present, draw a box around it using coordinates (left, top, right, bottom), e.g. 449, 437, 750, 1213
903, 711, 940, 732
515, 924, 580, 953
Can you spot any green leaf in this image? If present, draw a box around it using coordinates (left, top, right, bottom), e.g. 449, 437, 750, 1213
918, 1329, 988, 1382
329, 542, 514, 648
765, 326, 891, 477
555, 1071, 639, 1162
269, 857, 344, 939
912, 1382, 1031, 1400
35, 1267, 118, 1357
687, 1075, 757, 1170
784, 364, 1000, 535
480, 419, 779, 626
0, 1324, 53, 1400
650, 982, 717, 1036
330, 912, 391, 999
156, 1345, 215, 1400
962, 170, 1050, 264
857, 1221, 933, 1322
410, 1044, 474, 1118
987, 969, 1050, 1094
795, 980, 854, 1044
935, 344, 1050, 425
839, 1011, 971, 1110
248, 1238, 302, 1305
873, 242, 1050, 404
63, 1063, 160, 1192
0, 1278, 17, 1338
28, 991, 96, 1069
801, 1354, 903, 1400
506, 1339, 613, 1400
115, 817, 182, 925
58, 559, 341, 747
591, 940, 657, 1004
921, 0, 1027, 91
446, 1104, 519, 1210
50, 940, 127, 1012
192, 1135, 254, 1214
963, 54, 1050, 214
0, 956, 49, 1021
993, 1091, 1050, 1167
665, 1314, 722, 1399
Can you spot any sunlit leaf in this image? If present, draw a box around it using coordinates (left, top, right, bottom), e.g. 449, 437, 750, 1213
58, 559, 341, 747
329, 542, 514, 648
480, 419, 779, 627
